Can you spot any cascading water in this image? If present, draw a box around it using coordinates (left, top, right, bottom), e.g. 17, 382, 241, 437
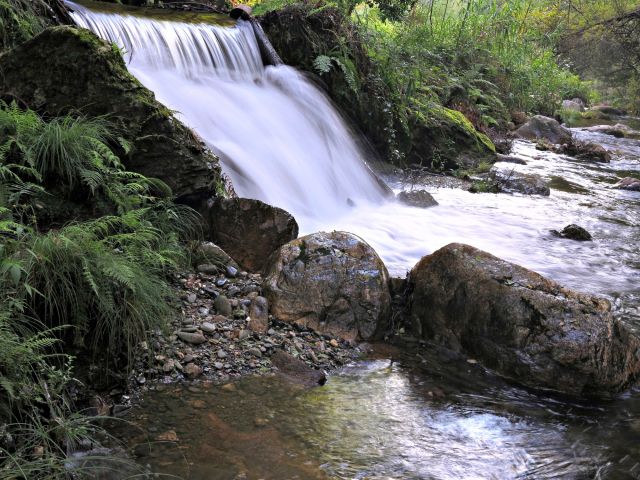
67, 1, 639, 303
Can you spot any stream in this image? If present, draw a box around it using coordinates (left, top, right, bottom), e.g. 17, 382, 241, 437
66, 2, 640, 478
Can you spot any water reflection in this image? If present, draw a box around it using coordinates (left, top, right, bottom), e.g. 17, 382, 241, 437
113, 353, 640, 479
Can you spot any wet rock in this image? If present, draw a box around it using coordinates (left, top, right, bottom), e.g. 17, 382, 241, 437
489, 169, 550, 196
263, 231, 391, 341
176, 332, 207, 345
214, 295, 233, 316
0, 27, 222, 204
226, 265, 238, 278
396, 189, 438, 208
551, 224, 593, 241
496, 153, 527, 165
614, 177, 640, 191
571, 142, 611, 163
207, 197, 299, 272
582, 123, 637, 138
270, 350, 326, 386
248, 296, 269, 333
408, 243, 640, 396
515, 115, 572, 145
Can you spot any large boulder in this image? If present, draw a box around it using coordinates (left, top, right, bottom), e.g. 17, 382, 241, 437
408, 243, 640, 396
407, 103, 496, 171
0, 27, 222, 205
515, 115, 573, 145
207, 197, 298, 273
263, 231, 391, 341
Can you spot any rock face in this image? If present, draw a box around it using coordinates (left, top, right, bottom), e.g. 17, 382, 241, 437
551, 224, 593, 241
397, 189, 438, 208
516, 115, 573, 145
0, 27, 222, 205
207, 197, 299, 273
614, 177, 640, 191
489, 169, 550, 196
263, 231, 391, 341
408, 243, 640, 396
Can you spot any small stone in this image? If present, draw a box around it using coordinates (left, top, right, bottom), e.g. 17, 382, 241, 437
329, 339, 339, 348
156, 430, 178, 442
267, 329, 276, 335
201, 322, 216, 334
221, 383, 237, 392
248, 348, 263, 358
214, 362, 224, 369
226, 265, 238, 278
216, 278, 227, 287
254, 417, 269, 427
182, 354, 194, 363
248, 296, 269, 334
181, 326, 197, 333
136, 376, 146, 385
186, 293, 197, 303
184, 363, 203, 379
197, 264, 219, 275
467, 358, 478, 364
203, 286, 218, 298
214, 295, 233, 316
198, 307, 210, 316
177, 331, 207, 345
238, 329, 251, 341
217, 349, 228, 359
162, 361, 175, 373
227, 286, 241, 296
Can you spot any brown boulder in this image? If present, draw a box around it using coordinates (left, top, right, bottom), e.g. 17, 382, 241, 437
207, 197, 299, 273
408, 243, 640, 396
263, 231, 391, 341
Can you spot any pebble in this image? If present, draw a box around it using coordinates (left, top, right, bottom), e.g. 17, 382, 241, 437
201, 322, 216, 334
186, 293, 197, 303
176, 332, 207, 345
184, 363, 203, 379
216, 278, 227, 287
248, 347, 262, 358
226, 265, 238, 278
217, 349, 228, 359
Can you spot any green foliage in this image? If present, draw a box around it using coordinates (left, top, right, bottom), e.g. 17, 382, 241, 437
0, 0, 48, 51
0, 102, 170, 217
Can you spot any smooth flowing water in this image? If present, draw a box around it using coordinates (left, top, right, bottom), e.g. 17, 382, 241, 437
67, 2, 640, 478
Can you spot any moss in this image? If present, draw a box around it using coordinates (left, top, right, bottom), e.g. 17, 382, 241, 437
0, 26, 222, 207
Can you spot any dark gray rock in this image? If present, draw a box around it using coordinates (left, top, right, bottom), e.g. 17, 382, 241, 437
397, 190, 438, 208
551, 224, 593, 241
408, 243, 640, 396
515, 115, 572, 145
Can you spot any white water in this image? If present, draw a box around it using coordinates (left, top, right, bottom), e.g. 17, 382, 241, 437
68, 2, 639, 304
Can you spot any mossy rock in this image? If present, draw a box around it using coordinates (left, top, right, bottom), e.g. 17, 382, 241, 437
0, 26, 222, 206
407, 102, 496, 171
0, 0, 64, 52
260, 4, 409, 164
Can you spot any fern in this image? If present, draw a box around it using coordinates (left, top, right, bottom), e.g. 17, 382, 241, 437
313, 54, 333, 74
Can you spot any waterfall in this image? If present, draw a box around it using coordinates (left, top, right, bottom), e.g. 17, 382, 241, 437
65, 1, 640, 295
67, 1, 388, 223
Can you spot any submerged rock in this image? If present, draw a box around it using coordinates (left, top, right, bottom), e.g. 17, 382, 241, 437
551, 224, 593, 241
408, 243, 640, 396
614, 177, 640, 191
515, 115, 573, 145
489, 169, 550, 196
263, 231, 391, 341
270, 350, 326, 386
396, 189, 438, 208
207, 197, 299, 273
0, 27, 223, 206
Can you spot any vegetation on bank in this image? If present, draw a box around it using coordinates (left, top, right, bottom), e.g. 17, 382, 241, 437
0, 101, 198, 477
